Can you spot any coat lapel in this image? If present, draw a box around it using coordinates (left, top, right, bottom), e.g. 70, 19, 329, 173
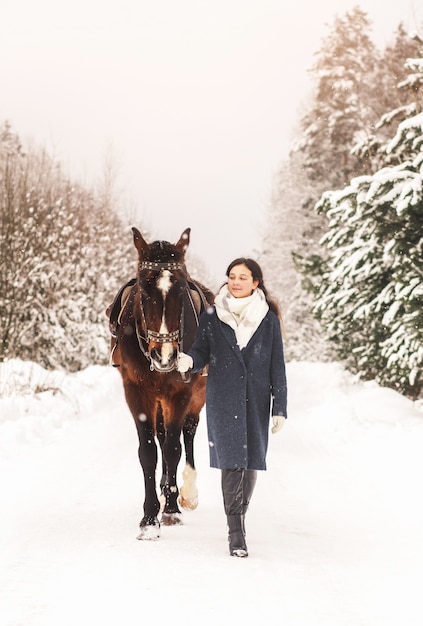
242, 316, 267, 355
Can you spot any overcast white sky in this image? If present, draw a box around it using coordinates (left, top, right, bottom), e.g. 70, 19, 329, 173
1, 0, 421, 277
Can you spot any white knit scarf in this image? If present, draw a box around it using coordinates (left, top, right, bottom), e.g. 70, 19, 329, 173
214, 285, 269, 349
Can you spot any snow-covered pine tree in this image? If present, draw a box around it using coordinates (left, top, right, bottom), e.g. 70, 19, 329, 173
352, 24, 422, 170
296, 6, 381, 190
307, 44, 423, 398
378, 24, 422, 123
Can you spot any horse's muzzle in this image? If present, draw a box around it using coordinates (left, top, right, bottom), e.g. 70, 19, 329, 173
149, 346, 178, 373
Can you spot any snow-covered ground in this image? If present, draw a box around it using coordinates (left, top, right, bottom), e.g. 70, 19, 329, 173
1, 359, 423, 626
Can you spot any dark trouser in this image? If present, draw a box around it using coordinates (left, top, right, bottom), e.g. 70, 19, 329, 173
221, 469, 257, 555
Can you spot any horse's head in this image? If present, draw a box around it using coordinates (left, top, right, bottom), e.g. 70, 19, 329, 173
132, 227, 190, 373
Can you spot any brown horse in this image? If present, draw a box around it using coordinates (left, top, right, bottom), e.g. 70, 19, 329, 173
109, 227, 213, 539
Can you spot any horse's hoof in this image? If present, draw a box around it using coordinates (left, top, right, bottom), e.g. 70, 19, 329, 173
161, 512, 183, 526
178, 494, 199, 511
137, 519, 161, 540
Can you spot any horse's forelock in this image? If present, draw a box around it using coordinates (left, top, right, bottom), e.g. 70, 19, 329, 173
144, 239, 184, 263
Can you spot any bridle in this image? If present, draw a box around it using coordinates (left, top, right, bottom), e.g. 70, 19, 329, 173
134, 260, 187, 374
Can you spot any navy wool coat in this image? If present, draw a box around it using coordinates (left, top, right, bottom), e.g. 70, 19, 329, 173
188, 306, 287, 471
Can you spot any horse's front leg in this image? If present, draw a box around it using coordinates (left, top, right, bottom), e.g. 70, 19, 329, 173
160, 422, 183, 526
134, 417, 161, 539
155, 403, 167, 498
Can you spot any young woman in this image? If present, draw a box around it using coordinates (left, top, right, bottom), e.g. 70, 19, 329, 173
178, 258, 287, 557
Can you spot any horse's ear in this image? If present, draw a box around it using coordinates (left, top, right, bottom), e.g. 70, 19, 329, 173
132, 227, 148, 257
175, 228, 191, 255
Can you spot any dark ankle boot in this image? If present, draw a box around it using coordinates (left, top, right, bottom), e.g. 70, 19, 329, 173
227, 514, 248, 557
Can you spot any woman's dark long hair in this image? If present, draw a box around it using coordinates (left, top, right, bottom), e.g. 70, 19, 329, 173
225, 258, 282, 319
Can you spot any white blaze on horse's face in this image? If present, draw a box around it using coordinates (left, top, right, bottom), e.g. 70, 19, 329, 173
157, 269, 172, 296
157, 269, 174, 366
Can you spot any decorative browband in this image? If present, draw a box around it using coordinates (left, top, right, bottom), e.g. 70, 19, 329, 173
140, 261, 184, 271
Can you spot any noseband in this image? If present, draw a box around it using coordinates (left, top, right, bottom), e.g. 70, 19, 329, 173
135, 260, 186, 372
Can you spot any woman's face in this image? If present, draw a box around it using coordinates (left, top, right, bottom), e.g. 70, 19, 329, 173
227, 264, 259, 298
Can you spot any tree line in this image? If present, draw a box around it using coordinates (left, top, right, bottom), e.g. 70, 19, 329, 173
0, 125, 212, 374
0, 123, 135, 372
262, 6, 422, 398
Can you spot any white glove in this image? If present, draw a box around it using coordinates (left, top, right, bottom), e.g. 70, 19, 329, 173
271, 415, 285, 434
177, 352, 193, 373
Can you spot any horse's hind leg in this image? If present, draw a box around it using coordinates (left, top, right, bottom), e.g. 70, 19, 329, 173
179, 412, 199, 511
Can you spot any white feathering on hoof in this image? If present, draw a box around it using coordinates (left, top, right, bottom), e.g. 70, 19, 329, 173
178, 464, 198, 510
159, 492, 165, 512
161, 512, 183, 526
137, 523, 161, 541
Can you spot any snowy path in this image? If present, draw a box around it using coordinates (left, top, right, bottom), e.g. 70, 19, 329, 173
1, 361, 423, 626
